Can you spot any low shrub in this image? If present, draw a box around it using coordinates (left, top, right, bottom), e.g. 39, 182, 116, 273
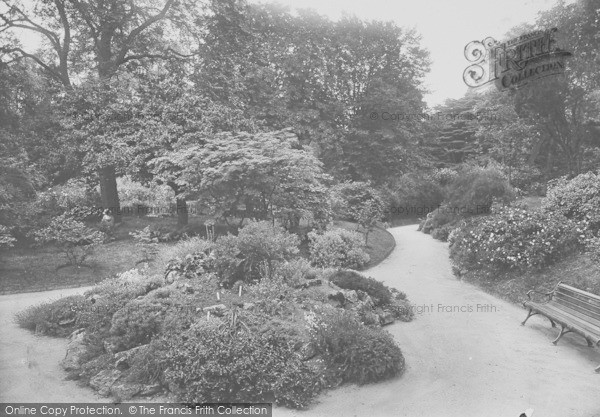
213, 221, 299, 285
449, 206, 580, 273
543, 171, 600, 233
32, 213, 106, 266
109, 299, 167, 351
160, 321, 322, 408
153, 237, 214, 275
308, 228, 370, 269
309, 309, 405, 385
14, 295, 89, 337
329, 270, 392, 306
431, 223, 456, 242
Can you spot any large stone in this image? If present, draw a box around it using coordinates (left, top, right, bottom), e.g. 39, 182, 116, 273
378, 311, 395, 326
139, 383, 162, 397
341, 289, 358, 303
90, 369, 122, 396
110, 383, 142, 401
114, 345, 149, 371
299, 342, 318, 361
61, 329, 87, 372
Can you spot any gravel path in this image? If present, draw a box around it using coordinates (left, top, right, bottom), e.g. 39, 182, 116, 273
1, 225, 599, 416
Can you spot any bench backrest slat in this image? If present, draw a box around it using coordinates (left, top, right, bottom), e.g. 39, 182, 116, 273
553, 284, 600, 324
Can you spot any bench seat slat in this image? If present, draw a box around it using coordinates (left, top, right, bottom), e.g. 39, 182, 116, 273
551, 294, 600, 323
554, 291, 600, 317
525, 301, 600, 344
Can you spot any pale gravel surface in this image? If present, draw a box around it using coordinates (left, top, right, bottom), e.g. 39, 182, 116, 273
1, 225, 599, 416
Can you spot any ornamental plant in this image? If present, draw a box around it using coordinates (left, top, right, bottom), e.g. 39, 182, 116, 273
449, 205, 579, 272
308, 228, 370, 269
33, 213, 106, 266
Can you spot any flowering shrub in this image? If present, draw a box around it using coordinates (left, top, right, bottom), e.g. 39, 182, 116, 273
543, 171, 600, 232
33, 213, 106, 266
449, 206, 579, 272
308, 228, 370, 269
543, 171, 600, 260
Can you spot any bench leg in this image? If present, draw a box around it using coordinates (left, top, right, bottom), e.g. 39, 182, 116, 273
552, 325, 572, 345
521, 309, 538, 326
587, 339, 594, 348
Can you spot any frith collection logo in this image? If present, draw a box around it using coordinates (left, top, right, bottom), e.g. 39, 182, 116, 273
463, 28, 572, 90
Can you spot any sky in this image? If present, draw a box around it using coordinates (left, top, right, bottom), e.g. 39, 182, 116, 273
249, 0, 568, 107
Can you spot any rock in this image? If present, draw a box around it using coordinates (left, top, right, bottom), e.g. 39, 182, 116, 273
139, 383, 162, 396
61, 329, 87, 372
110, 383, 142, 400
90, 369, 122, 396
103, 339, 120, 355
114, 345, 148, 371
59, 317, 76, 326
299, 342, 318, 361
341, 289, 358, 303
361, 310, 380, 326
165, 270, 179, 284
378, 311, 395, 326
307, 279, 322, 287
242, 302, 255, 310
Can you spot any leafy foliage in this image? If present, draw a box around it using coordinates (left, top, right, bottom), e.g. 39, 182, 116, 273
213, 221, 299, 284
160, 322, 322, 408
329, 270, 392, 306
33, 213, 106, 266
309, 309, 405, 385
308, 228, 370, 269
449, 206, 580, 273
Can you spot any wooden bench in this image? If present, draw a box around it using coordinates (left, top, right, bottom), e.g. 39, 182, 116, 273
521, 281, 600, 373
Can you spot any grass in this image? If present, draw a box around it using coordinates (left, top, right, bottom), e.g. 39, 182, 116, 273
0, 216, 225, 294
1, 217, 398, 294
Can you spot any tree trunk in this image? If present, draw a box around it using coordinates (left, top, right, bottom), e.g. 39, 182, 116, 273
99, 165, 121, 223
176, 197, 188, 227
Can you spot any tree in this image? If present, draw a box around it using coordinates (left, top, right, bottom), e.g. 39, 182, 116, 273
178, 129, 331, 229
1, 0, 197, 222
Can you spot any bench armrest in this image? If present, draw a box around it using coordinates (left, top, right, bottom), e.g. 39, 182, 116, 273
525, 289, 554, 301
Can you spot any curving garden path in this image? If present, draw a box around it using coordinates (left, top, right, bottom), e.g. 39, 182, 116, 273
1, 225, 599, 416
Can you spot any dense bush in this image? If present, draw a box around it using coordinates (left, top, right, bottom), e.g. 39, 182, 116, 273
383, 173, 444, 218
449, 206, 579, 272
14, 295, 89, 337
117, 176, 173, 215
331, 182, 379, 220
445, 165, 515, 215
329, 270, 392, 306
308, 228, 369, 269
159, 321, 322, 408
543, 171, 600, 233
213, 221, 299, 284
33, 213, 106, 266
309, 309, 404, 385
153, 237, 214, 275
